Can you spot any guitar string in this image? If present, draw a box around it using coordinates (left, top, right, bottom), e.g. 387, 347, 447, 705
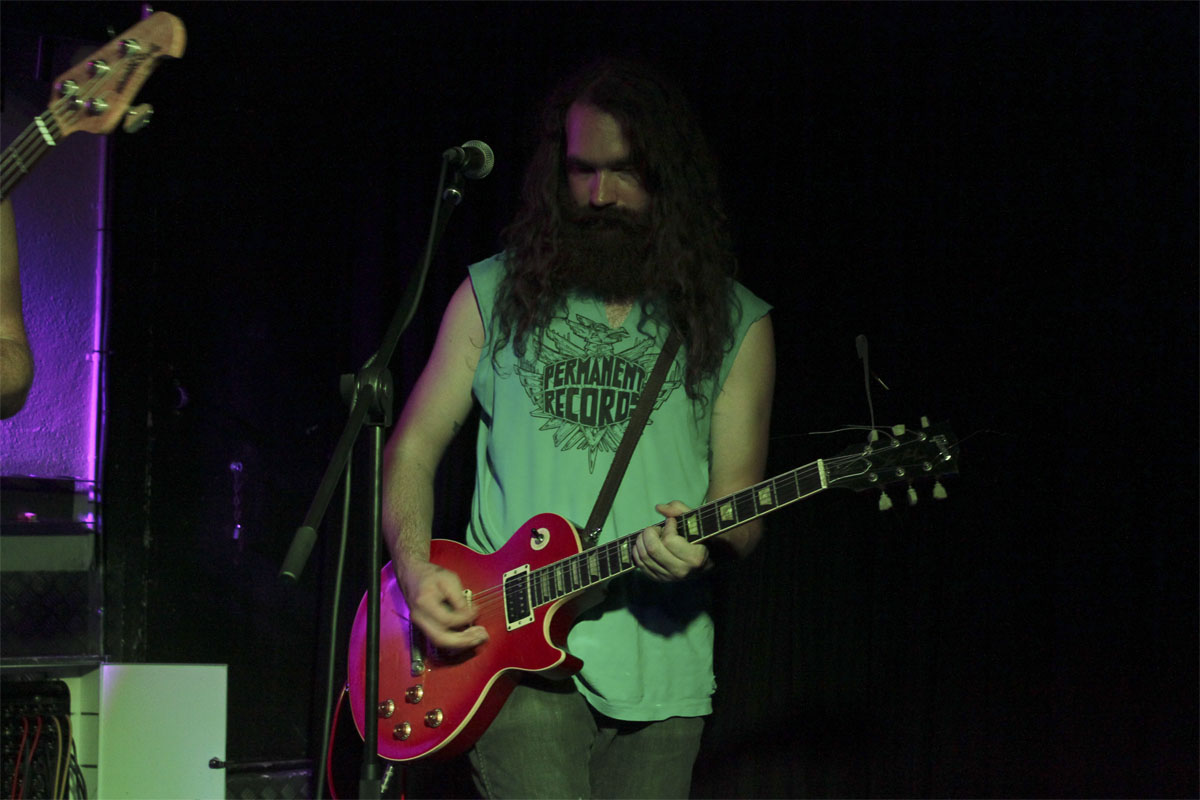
397, 438, 941, 638
381, 438, 943, 667
446, 437, 945, 621
459, 457, 837, 615
0, 116, 58, 196
3, 83, 93, 165
397, 436, 953, 666
1, 70, 114, 195
431, 460, 837, 621
1, 91, 91, 192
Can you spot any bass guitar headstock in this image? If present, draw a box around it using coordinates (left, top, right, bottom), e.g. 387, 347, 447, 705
48, 11, 186, 138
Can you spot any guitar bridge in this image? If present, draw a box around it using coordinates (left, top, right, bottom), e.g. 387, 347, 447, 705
501, 564, 534, 631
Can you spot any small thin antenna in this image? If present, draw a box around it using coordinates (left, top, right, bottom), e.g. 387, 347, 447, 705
856, 335, 877, 441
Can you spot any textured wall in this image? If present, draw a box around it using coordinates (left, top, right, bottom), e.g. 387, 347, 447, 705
0, 73, 105, 483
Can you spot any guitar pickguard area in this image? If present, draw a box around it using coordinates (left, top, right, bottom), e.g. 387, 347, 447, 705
502, 564, 534, 631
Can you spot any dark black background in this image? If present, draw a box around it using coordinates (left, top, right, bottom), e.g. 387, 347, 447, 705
2, 2, 1196, 797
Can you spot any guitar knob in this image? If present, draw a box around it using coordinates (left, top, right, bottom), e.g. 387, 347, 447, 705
405, 685, 424, 704
393, 722, 412, 741
424, 709, 444, 728
378, 699, 395, 719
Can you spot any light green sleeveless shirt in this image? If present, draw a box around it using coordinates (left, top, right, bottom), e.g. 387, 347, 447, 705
466, 253, 770, 721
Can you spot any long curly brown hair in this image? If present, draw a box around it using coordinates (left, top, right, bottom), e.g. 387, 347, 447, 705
496, 58, 740, 402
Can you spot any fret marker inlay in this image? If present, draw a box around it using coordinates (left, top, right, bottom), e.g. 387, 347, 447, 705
34, 117, 56, 147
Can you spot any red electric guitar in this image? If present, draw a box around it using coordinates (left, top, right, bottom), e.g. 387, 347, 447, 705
348, 419, 959, 762
0, 11, 186, 200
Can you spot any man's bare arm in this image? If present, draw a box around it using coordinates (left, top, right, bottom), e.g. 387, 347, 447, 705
633, 313, 776, 579
0, 199, 33, 419
382, 277, 488, 648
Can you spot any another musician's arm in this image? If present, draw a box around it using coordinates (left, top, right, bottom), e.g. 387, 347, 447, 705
634, 313, 776, 579
0, 199, 33, 419
383, 277, 488, 648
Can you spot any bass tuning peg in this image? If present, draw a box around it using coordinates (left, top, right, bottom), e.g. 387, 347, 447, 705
123, 103, 154, 133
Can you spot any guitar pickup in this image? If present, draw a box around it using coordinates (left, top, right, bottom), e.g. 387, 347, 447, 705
502, 564, 534, 631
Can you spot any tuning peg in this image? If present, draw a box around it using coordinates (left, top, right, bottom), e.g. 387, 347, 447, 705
932, 481, 947, 500
892, 424, 906, 436
907, 486, 919, 506
878, 492, 893, 511
921, 416, 931, 428
123, 103, 154, 133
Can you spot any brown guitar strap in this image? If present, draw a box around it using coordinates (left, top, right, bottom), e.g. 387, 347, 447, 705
581, 327, 684, 549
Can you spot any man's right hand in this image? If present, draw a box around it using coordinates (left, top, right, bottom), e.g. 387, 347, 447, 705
396, 560, 489, 650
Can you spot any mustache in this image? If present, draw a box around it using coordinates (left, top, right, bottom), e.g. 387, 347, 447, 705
562, 204, 650, 232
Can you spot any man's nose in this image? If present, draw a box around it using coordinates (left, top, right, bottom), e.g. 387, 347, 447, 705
590, 171, 615, 207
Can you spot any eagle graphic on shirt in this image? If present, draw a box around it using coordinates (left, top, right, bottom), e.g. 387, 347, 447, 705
515, 314, 682, 473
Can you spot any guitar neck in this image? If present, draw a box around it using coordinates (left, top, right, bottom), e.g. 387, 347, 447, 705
525, 460, 829, 608
1, 112, 64, 200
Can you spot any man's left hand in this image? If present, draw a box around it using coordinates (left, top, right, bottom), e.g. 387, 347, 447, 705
632, 501, 710, 581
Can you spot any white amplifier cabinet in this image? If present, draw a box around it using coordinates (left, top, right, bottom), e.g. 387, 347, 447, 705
66, 663, 227, 798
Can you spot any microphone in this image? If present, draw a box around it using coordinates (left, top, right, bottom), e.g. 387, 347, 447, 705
443, 140, 494, 179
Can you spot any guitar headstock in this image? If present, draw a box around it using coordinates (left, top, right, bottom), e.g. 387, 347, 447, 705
48, 11, 186, 138
825, 419, 959, 504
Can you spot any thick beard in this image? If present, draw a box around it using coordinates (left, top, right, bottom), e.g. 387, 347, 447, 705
556, 203, 653, 303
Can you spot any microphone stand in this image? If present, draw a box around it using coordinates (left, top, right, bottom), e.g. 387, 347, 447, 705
279, 156, 471, 800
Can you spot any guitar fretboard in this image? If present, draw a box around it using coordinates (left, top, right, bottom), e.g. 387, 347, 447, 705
1, 112, 63, 200
520, 459, 829, 609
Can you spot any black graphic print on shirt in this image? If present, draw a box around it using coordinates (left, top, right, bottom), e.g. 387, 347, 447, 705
515, 314, 682, 473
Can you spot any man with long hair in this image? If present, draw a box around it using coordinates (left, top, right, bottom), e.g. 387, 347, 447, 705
382, 58, 775, 798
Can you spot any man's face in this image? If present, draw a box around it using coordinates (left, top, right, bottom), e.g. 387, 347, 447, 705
564, 102, 650, 214
555, 101, 654, 302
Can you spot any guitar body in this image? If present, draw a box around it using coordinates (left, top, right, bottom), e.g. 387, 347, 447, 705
347, 513, 589, 762
345, 420, 959, 763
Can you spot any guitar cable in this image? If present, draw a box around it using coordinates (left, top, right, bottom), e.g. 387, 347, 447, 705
324, 688, 403, 800
325, 686, 346, 800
